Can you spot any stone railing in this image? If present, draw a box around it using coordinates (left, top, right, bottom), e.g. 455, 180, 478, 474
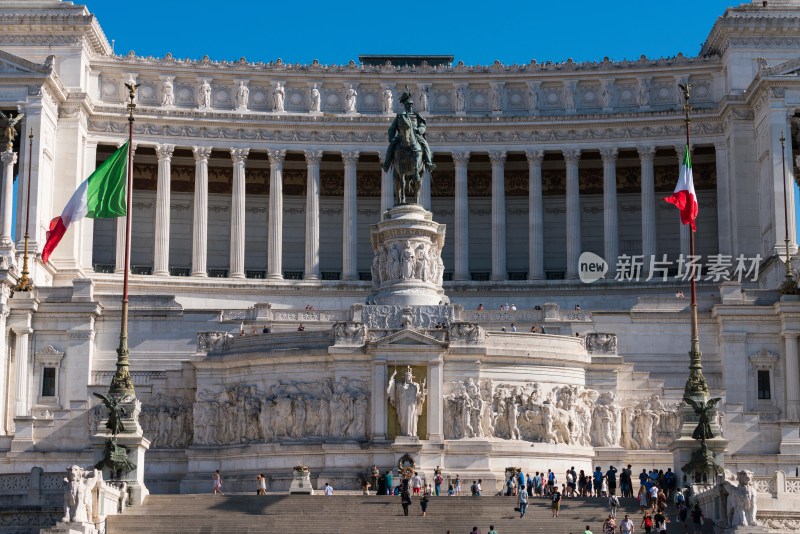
219, 306, 346, 323
462, 309, 544, 323
1, 467, 70, 507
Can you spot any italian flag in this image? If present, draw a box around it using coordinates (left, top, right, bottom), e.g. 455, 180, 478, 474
42, 142, 128, 263
664, 144, 698, 231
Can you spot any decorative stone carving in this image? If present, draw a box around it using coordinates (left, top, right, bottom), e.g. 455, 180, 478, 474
345, 84, 358, 113
309, 83, 321, 113
197, 79, 211, 110
369, 205, 447, 306
62, 466, 98, 524
138, 394, 193, 449
382, 87, 393, 114
196, 331, 233, 352
387, 366, 427, 437
362, 304, 455, 330
585, 333, 618, 354
160, 77, 174, 107
273, 82, 285, 112
289, 465, 314, 495
193, 378, 369, 446
455, 86, 466, 112
332, 322, 367, 345
235, 81, 249, 111
418, 86, 429, 113
721, 470, 759, 527
448, 322, 482, 343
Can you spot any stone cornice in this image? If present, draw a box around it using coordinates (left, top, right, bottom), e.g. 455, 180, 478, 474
0, 7, 112, 56
95, 51, 721, 78
701, 5, 800, 57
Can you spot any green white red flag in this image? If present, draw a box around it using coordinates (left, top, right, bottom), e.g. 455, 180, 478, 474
664, 144, 698, 231
42, 142, 128, 262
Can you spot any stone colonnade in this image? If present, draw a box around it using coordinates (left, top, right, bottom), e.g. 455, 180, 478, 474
96, 143, 724, 281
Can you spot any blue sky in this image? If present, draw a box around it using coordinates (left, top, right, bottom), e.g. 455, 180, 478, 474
87, 0, 736, 66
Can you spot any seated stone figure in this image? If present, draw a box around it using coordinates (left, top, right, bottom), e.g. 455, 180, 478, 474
62, 465, 99, 523
721, 469, 758, 527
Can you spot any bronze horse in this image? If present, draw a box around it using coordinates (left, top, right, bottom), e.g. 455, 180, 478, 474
391, 116, 424, 205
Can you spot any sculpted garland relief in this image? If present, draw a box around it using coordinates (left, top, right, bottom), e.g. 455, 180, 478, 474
443, 381, 681, 449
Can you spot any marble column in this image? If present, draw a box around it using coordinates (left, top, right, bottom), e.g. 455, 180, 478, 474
785, 333, 800, 420
427, 359, 444, 441
527, 150, 545, 280
116, 143, 136, 274
152, 144, 175, 276
267, 149, 286, 280
13, 326, 31, 417
304, 150, 322, 280
0, 150, 18, 247
715, 142, 733, 256
452, 151, 470, 281
601, 147, 619, 275
0, 304, 8, 434
341, 151, 359, 281
638, 146, 657, 260
490, 150, 507, 281
379, 152, 392, 215
229, 148, 249, 279
675, 144, 690, 257
421, 169, 432, 211
563, 148, 582, 279
191, 146, 212, 277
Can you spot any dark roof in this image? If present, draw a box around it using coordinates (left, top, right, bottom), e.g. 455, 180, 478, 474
359, 55, 454, 67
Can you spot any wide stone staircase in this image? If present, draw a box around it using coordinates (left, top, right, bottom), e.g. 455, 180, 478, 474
107, 494, 716, 534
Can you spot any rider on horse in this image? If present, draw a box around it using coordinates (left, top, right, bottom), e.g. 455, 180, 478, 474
381, 90, 435, 173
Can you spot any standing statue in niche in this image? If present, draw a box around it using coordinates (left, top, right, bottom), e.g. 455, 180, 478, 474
382, 87, 435, 205
455, 87, 466, 112
236, 81, 249, 110
273, 83, 285, 112
310, 83, 321, 113
161, 78, 174, 107
382, 87, 393, 114
345, 84, 358, 113
387, 366, 427, 437
418, 87, 429, 112
198, 80, 212, 109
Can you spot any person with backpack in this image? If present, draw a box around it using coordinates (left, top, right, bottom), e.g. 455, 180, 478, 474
547, 469, 557, 496
641, 511, 654, 534
420, 494, 429, 517
518, 484, 528, 518
401, 490, 412, 516
551, 485, 562, 518
434, 472, 443, 496
471, 480, 478, 496
609, 493, 620, 518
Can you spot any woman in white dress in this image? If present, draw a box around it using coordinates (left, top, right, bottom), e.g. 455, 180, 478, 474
213, 470, 224, 495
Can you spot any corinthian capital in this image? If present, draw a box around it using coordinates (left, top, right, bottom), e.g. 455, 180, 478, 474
266, 148, 285, 166
1, 150, 17, 165
192, 146, 213, 162
562, 148, 581, 162
526, 150, 545, 164
304, 149, 323, 166
451, 151, 470, 165
489, 150, 507, 165
599, 147, 618, 162
341, 150, 359, 164
231, 147, 250, 164
155, 143, 175, 161
637, 146, 656, 160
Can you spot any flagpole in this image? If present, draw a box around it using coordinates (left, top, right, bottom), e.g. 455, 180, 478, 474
779, 131, 798, 294
109, 83, 138, 400
679, 83, 709, 397
12, 129, 34, 294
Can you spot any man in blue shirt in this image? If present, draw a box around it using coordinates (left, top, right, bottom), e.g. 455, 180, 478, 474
385, 470, 393, 495
605, 466, 618, 496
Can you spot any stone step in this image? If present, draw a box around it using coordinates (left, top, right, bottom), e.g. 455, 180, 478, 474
107, 494, 715, 534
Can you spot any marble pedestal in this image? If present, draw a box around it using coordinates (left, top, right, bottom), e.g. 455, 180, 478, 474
289, 466, 314, 495
91, 400, 150, 505
369, 204, 446, 306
